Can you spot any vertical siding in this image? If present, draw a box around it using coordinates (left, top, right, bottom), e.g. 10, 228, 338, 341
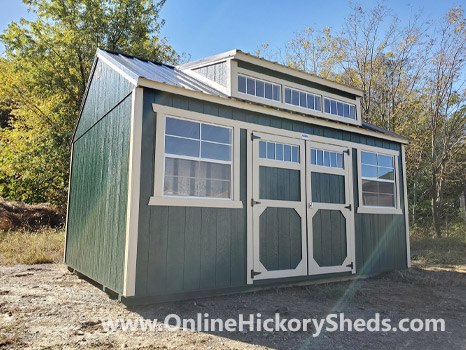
65, 63, 133, 293
193, 61, 228, 87
135, 89, 408, 297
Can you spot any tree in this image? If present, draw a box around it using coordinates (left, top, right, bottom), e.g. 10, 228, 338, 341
0, 0, 180, 207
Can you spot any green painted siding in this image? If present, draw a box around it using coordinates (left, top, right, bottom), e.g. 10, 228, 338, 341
312, 209, 347, 266
311, 173, 345, 204
237, 61, 357, 100
65, 76, 132, 294
74, 59, 134, 141
135, 88, 407, 298
259, 167, 300, 201
259, 207, 302, 270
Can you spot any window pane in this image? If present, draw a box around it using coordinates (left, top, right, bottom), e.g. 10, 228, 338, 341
276, 143, 284, 161
378, 154, 393, 168
307, 94, 315, 110
165, 157, 197, 177
201, 142, 231, 161
378, 167, 394, 180
349, 105, 356, 119
166, 117, 199, 139
362, 180, 379, 193
238, 75, 246, 93
323, 151, 330, 166
324, 98, 330, 113
330, 152, 337, 167
317, 150, 323, 165
259, 140, 266, 158
311, 149, 316, 165
300, 92, 307, 107
284, 88, 291, 104
361, 151, 377, 165
284, 145, 291, 161
292, 146, 299, 163
256, 80, 265, 98
198, 162, 231, 181
203, 179, 231, 198
344, 104, 350, 118
165, 136, 199, 157
379, 181, 395, 194
337, 102, 344, 116
315, 96, 321, 111
378, 194, 395, 207
362, 192, 378, 206
362, 164, 378, 178
330, 100, 337, 114
265, 83, 272, 99
337, 153, 343, 168
273, 85, 281, 101
291, 90, 299, 105
247, 77, 255, 95
201, 124, 231, 144
267, 142, 275, 160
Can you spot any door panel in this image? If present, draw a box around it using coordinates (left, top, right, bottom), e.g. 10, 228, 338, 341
251, 132, 307, 280
306, 141, 355, 275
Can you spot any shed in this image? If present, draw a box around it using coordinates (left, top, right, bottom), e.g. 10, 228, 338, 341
65, 48, 411, 304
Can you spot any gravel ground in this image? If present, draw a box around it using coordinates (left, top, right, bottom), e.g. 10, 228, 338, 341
0, 264, 465, 349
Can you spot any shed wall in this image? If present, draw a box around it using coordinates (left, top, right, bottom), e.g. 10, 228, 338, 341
65, 60, 134, 294
134, 89, 408, 298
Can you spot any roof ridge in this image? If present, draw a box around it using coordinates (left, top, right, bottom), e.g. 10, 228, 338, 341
98, 48, 175, 69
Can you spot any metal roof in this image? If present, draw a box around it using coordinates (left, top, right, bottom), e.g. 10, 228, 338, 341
97, 49, 228, 98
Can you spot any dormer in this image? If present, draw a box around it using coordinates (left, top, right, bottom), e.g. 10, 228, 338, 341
179, 49, 364, 126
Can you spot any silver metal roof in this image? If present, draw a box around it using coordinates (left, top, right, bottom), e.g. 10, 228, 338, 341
97, 49, 228, 98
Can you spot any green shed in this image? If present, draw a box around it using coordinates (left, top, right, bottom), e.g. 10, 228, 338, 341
65, 49, 411, 304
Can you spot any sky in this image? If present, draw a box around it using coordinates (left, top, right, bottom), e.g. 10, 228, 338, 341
0, 0, 463, 59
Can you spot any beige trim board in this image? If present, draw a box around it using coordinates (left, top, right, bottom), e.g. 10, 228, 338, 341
139, 78, 408, 145
123, 87, 143, 297
402, 145, 411, 268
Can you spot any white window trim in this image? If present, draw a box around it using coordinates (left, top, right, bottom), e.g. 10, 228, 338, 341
237, 74, 281, 102
323, 97, 357, 121
356, 148, 402, 214
149, 107, 242, 208
284, 86, 322, 113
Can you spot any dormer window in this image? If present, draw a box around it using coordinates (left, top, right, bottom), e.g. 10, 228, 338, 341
238, 74, 281, 102
324, 97, 356, 120
284, 87, 322, 112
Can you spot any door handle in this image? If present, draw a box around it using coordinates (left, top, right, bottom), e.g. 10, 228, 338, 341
308, 202, 313, 208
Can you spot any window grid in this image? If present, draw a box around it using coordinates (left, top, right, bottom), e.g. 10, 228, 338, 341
163, 116, 233, 199
284, 87, 322, 112
259, 140, 299, 163
238, 74, 281, 102
310, 148, 343, 168
361, 151, 396, 208
324, 97, 356, 120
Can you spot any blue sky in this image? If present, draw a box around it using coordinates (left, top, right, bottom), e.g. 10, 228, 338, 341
0, 0, 463, 59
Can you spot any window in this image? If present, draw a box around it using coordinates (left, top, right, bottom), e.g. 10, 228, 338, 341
259, 140, 299, 163
324, 98, 356, 120
163, 117, 232, 199
284, 87, 321, 112
310, 148, 343, 168
360, 151, 396, 207
238, 75, 281, 102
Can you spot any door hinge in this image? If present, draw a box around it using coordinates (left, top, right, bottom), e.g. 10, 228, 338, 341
346, 262, 354, 269
251, 198, 261, 207
251, 269, 262, 279
251, 133, 261, 141
345, 204, 352, 211
344, 149, 350, 155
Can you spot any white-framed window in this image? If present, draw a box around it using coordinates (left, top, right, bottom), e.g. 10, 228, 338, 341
310, 148, 343, 169
357, 149, 402, 214
238, 74, 281, 102
324, 97, 356, 120
259, 140, 299, 163
150, 109, 242, 208
284, 87, 322, 112
163, 116, 232, 199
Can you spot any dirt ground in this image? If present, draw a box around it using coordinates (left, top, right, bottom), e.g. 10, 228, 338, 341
0, 264, 465, 349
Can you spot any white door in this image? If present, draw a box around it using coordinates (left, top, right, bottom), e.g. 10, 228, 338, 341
306, 141, 356, 275
250, 131, 308, 281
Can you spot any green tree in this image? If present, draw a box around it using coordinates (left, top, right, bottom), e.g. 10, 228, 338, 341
0, 0, 180, 207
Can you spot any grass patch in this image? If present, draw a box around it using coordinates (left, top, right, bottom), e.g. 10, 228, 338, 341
0, 228, 65, 265
410, 234, 466, 266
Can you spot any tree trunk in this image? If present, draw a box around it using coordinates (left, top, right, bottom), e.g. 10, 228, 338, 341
432, 173, 442, 238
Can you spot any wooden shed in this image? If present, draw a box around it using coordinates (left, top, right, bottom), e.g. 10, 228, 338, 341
65, 49, 411, 304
